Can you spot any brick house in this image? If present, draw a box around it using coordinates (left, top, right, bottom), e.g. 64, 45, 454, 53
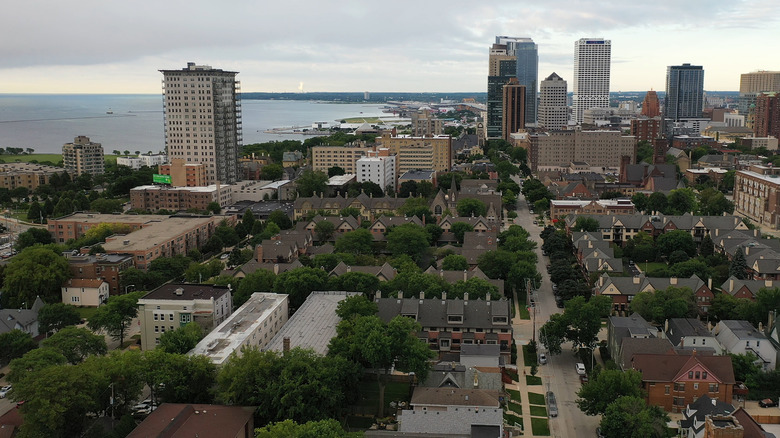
630, 352, 735, 413
597, 274, 714, 316
64, 252, 134, 296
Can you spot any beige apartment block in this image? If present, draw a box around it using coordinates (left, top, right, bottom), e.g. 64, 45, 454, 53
530, 130, 636, 171
160, 63, 242, 185
62, 136, 105, 176
734, 165, 780, 229
311, 144, 373, 174
137, 284, 233, 350
130, 183, 233, 212
0, 162, 65, 190
411, 109, 443, 137
375, 134, 452, 175
159, 158, 208, 187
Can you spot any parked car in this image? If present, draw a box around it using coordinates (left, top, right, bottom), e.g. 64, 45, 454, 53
538, 353, 547, 364
132, 399, 156, 416
580, 374, 589, 384
546, 391, 558, 417
220, 253, 230, 260
576, 363, 586, 375
759, 398, 778, 408
533, 220, 538, 225
0, 385, 11, 398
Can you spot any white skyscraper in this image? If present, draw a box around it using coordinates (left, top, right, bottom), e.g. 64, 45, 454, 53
539, 72, 568, 130
160, 62, 242, 185
572, 38, 611, 125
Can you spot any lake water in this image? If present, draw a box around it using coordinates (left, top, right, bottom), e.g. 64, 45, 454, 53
0, 95, 388, 154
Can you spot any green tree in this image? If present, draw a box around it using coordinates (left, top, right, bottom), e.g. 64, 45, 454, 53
477, 250, 516, 280
296, 170, 329, 197
646, 192, 668, 214
730, 247, 749, 280
339, 207, 362, 219
656, 230, 696, 257
88, 291, 145, 347
267, 210, 293, 230
158, 322, 203, 354
630, 286, 697, 323
142, 349, 217, 405
314, 220, 336, 241
335, 228, 374, 255
708, 292, 742, 321
148, 254, 192, 280
261, 163, 284, 180
4, 246, 71, 307
0, 329, 37, 366
183, 259, 225, 283
539, 313, 568, 355
215, 221, 241, 246
27, 201, 44, 223
38, 303, 81, 333
451, 277, 500, 300
451, 222, 474, 244
666, 188, 698, 215
329, 272, 380, 295
699, 188, 734, 216
89, 198, 124, 214
599, 396, 671, 438
15, 227, 54, 251
328, 166, 346, 178
207, 201, 221, 214
700, 234, 714, 257
398, 180, 418, 198
7, 348, 67, 384
577, 369, 644, 415
217, 347, 361, 425
335, 295, 378, 319
424, 223, 443, 245
386, 223, 430, 261
442, 254, 468, 271
456, 198, 487, 217
40, 326, 107, 364
573, 217, 600, 232
328, 315, 434, 417
273, 267, 330, 308
242, 210, 256, 235
312, 253, 342, 272
255, 419, 357, 438
730, 352, 762, 382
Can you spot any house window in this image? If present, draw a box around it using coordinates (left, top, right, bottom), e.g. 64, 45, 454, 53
695, 372, 700, 379
154, 314, 158, 321
169, 314, 174, 321
709, 384, 718, 392
702, 372, 707, 379
154, 326, 159, 333
693, 383, 699, 390
688, 371, 694, 379
664, 385, 670, 395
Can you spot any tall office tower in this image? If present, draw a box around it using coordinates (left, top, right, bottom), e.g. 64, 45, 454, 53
487, 40, 518, 139
538, 72, 568, 130
572, 38, 611, 125
62, 136, 105, 176
160, 62, 242, 185
664, 64, 704, 121
739, 71, 780, 127
754, 92, 780, 138
641, 90, 661, 118
502, 78, 526, 140
500, 36, 538, 126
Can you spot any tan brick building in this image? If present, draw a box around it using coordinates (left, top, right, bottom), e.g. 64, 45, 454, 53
311, 143, 373, 175
0, 162, 65, 190
529, 130, 636, 171
48, 213, 164, 242
733, 165, 780, 229
375, 134, 452, 175
62, 136, 105, 176
158, 158, 208, 187
130, 184, 233, 212
65, 252, 134, 296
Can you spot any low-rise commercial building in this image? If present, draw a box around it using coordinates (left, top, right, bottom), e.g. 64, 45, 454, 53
116, 154, 167, 170
48, 213, 166, 242
190, 293, 288, 365
137, 283, 233, 350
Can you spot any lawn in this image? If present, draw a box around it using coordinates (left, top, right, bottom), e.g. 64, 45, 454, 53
356, 379, 410, 414
529, 405, 547, 417
506, 388, 522, 402
526, 375, 542, 386
528, 392, 545, 405
507, 402, 522, 415
0, 153, 118, 165
522, 344, 536, 367
76, 306, 99, 321
531, 417, 551, 436
516, 291, 530, 319
345, 415, 375, 429
638, 261, 667, 272
342, 117, 384, 123
503, 413, 523, 429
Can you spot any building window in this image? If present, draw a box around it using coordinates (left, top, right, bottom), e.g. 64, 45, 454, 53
709, 384, 718, 392
664, 385, 670, 395
169, 314, 174, 321
154, 314, 158, 321
688, 371, 694, 379
154, 326, 159, 333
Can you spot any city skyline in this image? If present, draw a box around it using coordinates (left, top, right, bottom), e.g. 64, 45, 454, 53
1, 1, 779, 94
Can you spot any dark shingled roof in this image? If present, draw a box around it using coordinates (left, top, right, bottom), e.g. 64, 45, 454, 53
376, 297, 510, 331
127, 404, 254, 438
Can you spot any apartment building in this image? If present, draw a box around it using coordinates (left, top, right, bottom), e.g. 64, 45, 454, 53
101, 215, 235, 269
311, 143, 373, 174
356, 148, 396, 191
158, 159, 208, 187
411, 108, 443, 137
0, 162, 65, 190
116, 154, 168, 170
190, 292, 288, 365
47, 213, 165, 242
64, 252, 134, 296
529, 130, 636, 171
734, 165, 780, 229
375, 133, 452, 175
137, 283, 233, 350
130, 184, 233, 212
62, 136, 105, 176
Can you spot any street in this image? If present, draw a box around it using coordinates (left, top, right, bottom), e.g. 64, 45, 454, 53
511, 180, 602, 437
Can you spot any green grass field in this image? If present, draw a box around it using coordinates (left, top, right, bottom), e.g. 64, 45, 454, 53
356, 380, 410, 414
522, 344, 536, 367
503, 413, 523, 428
507, 402, 522, 415
341, 117, 383, 123
0, 153, 118, 165
526, 375, 542, 386
506, 388, 522, 402
638, 261, 667, 272
528, 392, 545, 405
531, 417, 550, 436
529, 405, 547, 417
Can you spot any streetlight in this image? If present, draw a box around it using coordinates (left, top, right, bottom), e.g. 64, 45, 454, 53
124, 284, 135, 294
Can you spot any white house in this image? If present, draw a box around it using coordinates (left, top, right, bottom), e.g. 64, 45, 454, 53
714, 320, 778, 371
61, 279, 109, 307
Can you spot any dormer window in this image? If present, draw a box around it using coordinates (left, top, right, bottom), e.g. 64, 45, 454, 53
447, 315, 463, 324
493, 316, 508, 324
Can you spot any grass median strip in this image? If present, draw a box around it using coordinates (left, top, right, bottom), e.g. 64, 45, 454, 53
529, 405, 547, 417
531, 417, 550, 436
526, 375, 542, 385
528, 392, 545, 405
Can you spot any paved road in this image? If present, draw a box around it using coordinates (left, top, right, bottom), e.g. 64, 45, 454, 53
511, 183, 602, 437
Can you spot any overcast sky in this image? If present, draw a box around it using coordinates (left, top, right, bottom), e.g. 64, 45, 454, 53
2, 0, 778, 94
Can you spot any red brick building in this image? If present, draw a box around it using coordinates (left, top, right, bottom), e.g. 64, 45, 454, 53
630, 117, 662, 144
630, 352, 735, 413
65, 252, 134, 296
754, 92, 780, 139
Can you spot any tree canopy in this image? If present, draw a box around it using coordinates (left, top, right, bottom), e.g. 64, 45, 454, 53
88, 291, 145, 347
577, 369, 644, 415
630, 286, 698, 324
3, 246, 71, 307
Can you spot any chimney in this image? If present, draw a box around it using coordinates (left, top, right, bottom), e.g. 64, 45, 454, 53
708, 278, 712, 290
283, 337, 290, 355
729, 278, 734, 291
767, 280, 773, 287
439, 269, 444, 278
376, 291, 381, 299
419, 292, 424, 300
347, 265, 352, 273
255, 245, 263, 262
175, 287, 184, 296
633, 276, 641, 284
442, 292, 447, 300
463, 270, 468, 281
670, 277, 678, 285
464, 293, 469, 301
274, 263, 279, 275
664, 319, 669, 333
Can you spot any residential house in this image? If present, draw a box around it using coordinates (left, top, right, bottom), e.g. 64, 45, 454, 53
329, 262, 397, 282
618, 337, 675, 371
189, 293, 288, 366
375, 293, 513, 360
393, 388, 503, 437
720, 276, 777, 300
606, 313, 658, 362
369, 215, 424, 240
550, 199, 635, 221
304, 215, 359, 241
64, 252, 134, 296
678, 395, 735, 438
664, 318, 723, 354
61, 279, 109, 307
713, 320, 778, 371
460, 231, 499, 266
630, 351, 735, 412
228, 259, 303, 279
423, 266, 505, 297
137, 284, 233, 350
575, 238, 623, 276
127, 404, 255, 438
293, 193, 405, 222
732, 407, 777, 438
0, 297, 45, 337
596, 274, 713, 316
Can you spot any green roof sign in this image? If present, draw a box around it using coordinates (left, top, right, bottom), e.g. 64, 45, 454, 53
152, 174, 172, 184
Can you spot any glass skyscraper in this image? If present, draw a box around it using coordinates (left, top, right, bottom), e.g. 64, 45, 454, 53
664, 64, 704, 121
487, 36, 538, 139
